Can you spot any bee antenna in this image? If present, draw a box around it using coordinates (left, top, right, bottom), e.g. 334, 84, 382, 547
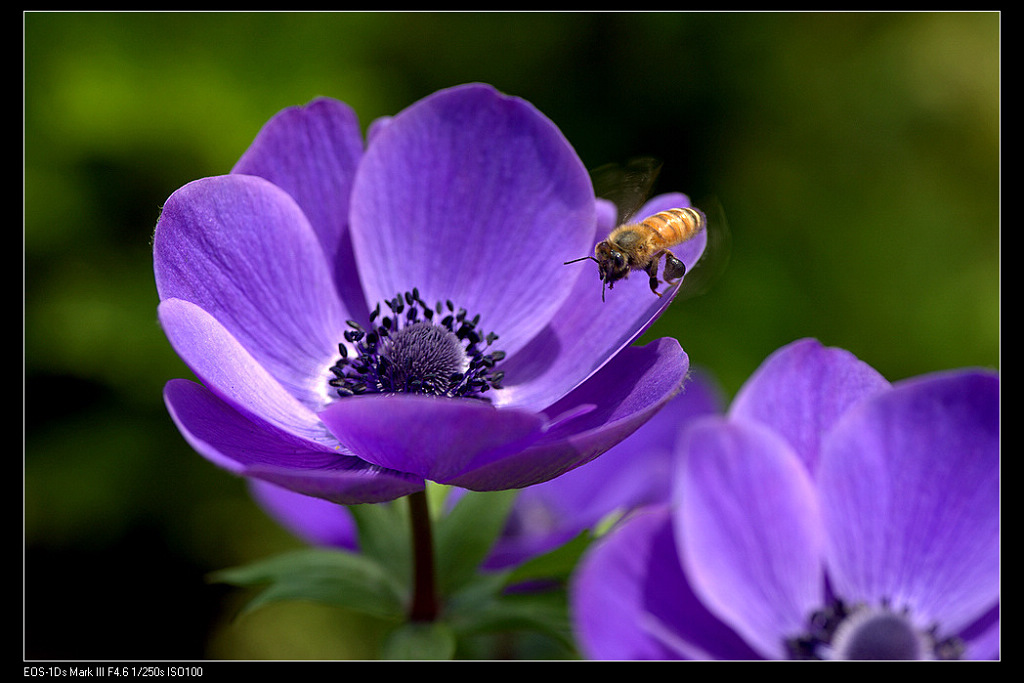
563, 255, 598, 265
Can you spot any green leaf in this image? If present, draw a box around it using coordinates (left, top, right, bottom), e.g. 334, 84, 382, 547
505, 529, 594, 587
446, 578, 575, 651
434, 489, 518, 596
347, 499, 411, 586
380, 621, 456, 660
209, 547, 406, 620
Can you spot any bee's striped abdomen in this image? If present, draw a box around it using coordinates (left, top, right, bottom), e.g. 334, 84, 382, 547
635, 207, 705, 248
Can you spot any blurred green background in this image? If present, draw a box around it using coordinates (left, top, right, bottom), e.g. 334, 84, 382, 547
24, 12, 999, 660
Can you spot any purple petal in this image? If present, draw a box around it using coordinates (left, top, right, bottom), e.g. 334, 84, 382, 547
960, 604, 999, 659
158, 298, 330, 444
818, 369, 999, 634
571, 506, 691, 660
728, 338, 891, 472
248, 480, 358, 551
318, 394, 545, 483
496, 193, 704, 412
232, 97, 368, 318
553, 367, 720, 511
154, 174, 348, 410
676, 416, 825, 659
348, 83, 595, 357
571, 506, 761, 660
487, 371, 722, 568
164, 379, 423, 504
446, 337, 689, 490
594, 197, 618, 234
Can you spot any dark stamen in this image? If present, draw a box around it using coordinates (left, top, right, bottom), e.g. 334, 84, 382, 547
328, 291, 505, 401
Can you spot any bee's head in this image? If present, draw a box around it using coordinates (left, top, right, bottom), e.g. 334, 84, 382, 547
594, 241, 629, 287
563, 240, 626, 303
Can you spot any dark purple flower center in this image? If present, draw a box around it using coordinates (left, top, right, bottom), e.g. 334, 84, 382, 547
328, 289, 505, 400
785, 599, 964, 660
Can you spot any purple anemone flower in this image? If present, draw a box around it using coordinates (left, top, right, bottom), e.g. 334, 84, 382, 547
247, 370, 723, 567
154, 84, 701, 505
571, 338, 999, 660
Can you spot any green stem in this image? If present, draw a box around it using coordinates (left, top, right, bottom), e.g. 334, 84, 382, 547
407, 489, 439, 622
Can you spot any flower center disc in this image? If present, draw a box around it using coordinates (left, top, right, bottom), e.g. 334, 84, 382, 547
380, 321, 468, 395
786, 600, 965, 660
831, 610, 926, 660
328, 290, 505, 401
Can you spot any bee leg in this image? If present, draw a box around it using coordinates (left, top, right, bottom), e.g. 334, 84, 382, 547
645, 259, 664, 297
662, 251, 686, 285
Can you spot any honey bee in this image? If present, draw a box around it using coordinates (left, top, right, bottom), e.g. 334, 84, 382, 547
565, 158, 708, 302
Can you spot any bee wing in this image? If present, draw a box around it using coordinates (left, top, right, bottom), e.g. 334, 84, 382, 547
590, 156, 662, 225
676, 196, 731, 300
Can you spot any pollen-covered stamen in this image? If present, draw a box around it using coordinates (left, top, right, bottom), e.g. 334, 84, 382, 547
328, 289, 506, 401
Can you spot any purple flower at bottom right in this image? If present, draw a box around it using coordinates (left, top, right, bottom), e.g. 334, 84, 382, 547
570, 338, 999, 660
